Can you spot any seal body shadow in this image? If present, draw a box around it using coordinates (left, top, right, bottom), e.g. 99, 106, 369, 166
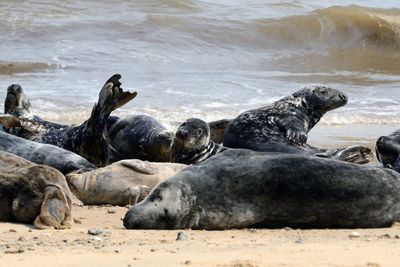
124, 149, 400, 230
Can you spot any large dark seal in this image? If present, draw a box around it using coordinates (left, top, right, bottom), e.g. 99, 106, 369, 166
124, 149, 400, 230
223, 86, 373, 164
0, 151, 73, 229
171, 118, 227, 164
108, 115, 174, 162
0, 128, 95, 175
376, 129, 400, 170
3, 74, 136, 166
66, 159, 187, 206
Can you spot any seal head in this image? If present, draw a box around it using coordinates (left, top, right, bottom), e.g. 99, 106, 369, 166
5, 84, 33, 118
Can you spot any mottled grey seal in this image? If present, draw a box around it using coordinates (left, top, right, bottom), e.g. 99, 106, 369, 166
0, 151, 73, 229
171, 118, 227, 165
124, 149, 400, 230
108, 115, 174, 163
0, 129, 96, 175
376, 129, 400, 169
223, 86, 373, 164
66, 159, 187, 206
3, 74, 137, 166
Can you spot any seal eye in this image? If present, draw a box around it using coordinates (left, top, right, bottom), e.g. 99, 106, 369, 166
197, 129, 202, 136
181, 122, 186, 127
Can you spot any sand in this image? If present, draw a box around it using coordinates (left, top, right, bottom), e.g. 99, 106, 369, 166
0, 201, 400, 267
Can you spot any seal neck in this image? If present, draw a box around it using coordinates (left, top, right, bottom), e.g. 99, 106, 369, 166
173, 141, 220, 165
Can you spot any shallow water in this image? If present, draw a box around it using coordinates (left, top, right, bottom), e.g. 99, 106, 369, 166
0, 1, 399, 141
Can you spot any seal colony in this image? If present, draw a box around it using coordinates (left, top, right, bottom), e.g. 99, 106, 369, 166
1, 80, 400, 230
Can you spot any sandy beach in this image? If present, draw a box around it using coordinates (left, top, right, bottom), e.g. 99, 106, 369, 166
0, 195, 399, 267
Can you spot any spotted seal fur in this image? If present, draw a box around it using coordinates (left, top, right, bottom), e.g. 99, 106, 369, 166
3, 74, 136, 166
223, 86, 373, 164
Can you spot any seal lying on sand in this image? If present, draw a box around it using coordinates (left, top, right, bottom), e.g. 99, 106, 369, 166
0, 129, 95, 175
376, 129, 400, 169
0, 151, 73, 229
108, 115, 174, 163
124, 149, 400, 230
3, 75, 136, 166
171, 118, 227, 164
66, 160, 187, 206
223, 86, 373, 164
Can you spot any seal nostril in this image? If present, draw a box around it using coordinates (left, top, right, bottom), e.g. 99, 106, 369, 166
339, 94, 347, 101
377, 136, 385, 143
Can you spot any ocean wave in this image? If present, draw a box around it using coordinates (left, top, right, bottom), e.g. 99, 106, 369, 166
255, 5, 400, 49
0, 61, 55, 75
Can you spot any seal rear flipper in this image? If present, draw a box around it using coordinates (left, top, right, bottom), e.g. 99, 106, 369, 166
315, 145, 373, 164
100, 74, 137, 113
33, 185, 72, 230
120, 160, 156, 175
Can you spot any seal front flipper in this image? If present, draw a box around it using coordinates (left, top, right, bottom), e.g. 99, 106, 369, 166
120, 160, 156, 175
314, 145, 373, 164
0, 114, 44, 134
274, 117, 308, 145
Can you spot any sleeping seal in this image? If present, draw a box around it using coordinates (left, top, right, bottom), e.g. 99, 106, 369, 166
0, 151, 73, 229
3, 74, 136, 166
171, 118, 227, 164
108, 115, 174, 162
66, 159, 187, 206
0, 129, 95, 175
223, 86, 373, 164
124, 149, 400, 230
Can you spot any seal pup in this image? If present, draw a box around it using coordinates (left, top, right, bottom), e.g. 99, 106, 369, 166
0, 130, 96, 175
124, 149, 400, 230
171, 118, 227, 165
3, 74, 137, 166
0, 151, 73, 229
66, 159, 187, 206
223, 86, 373, 164
108, 115, 174, 162
208, 118, 232, 144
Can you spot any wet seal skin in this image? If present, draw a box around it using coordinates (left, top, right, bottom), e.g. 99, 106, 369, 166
108, 115, 174, 163
376, 129, 400, 170
66, 159, 187, 206
0, 151, 73, 229
124, 149, 400, 230
3, 74, 137, 166
171, 118, 227, 165
223, 86, 373, 164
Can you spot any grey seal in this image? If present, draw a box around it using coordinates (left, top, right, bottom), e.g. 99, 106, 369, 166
171, 118, 227, 165
376, 129, 400, 169
66, 159, 187, 206
0, 151, 73, 229
108, 115, 174, 162
223, 86, 373, 164
3, 74, 137, 166
124, 149, 400, 230
0, 128, 95, 175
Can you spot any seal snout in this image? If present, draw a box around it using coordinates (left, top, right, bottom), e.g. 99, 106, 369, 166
176, 128, 189, 139
376, 136, 388, 148
339, 93, 347, 102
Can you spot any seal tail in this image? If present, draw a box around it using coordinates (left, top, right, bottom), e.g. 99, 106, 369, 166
314, 145, 374, 164
80, 74, 137, 166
